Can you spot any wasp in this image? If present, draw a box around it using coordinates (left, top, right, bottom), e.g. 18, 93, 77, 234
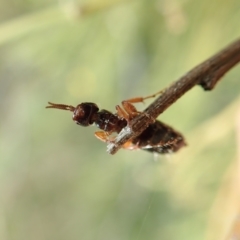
46, 91, 186, 154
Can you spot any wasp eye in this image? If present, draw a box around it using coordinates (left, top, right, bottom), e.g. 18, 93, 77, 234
73, 107, 85, 119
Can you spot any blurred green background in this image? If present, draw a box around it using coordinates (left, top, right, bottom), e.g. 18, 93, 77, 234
1, 0, 240, 239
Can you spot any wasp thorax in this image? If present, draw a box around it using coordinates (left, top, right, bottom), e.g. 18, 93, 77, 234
72, 102, 99, 126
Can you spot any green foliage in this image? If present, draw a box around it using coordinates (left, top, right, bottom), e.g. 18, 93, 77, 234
1, 0, 240, 239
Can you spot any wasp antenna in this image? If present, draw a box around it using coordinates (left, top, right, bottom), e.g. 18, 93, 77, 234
46, 102, 75, 112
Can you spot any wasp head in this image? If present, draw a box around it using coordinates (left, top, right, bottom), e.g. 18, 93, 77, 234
72, 103, 99, 126
46, 102, 99, 126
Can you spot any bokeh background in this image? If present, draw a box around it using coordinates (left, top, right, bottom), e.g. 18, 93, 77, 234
1, 0, 240, 239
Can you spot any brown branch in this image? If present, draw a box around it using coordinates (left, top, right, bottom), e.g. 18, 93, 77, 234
107, 38, 240, 154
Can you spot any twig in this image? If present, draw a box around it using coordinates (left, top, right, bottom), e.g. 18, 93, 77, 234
107, 38, 240, 154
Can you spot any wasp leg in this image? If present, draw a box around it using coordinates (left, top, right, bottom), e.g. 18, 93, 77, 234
121, 101, 140, 116
122, 89, 164, 105
95, 131, 115, 143
119, 89, 164, 120
115, 105, 129, 120
96, 130, 139, 150
116, 103, 140, 121
140, 89, 165, 101
122, 141, 139, 150
116, 90, 164, 121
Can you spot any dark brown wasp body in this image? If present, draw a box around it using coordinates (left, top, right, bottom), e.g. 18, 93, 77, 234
46, 92, 186, 154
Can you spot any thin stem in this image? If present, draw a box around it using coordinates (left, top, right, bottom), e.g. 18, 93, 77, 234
107, 38, 240, 154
